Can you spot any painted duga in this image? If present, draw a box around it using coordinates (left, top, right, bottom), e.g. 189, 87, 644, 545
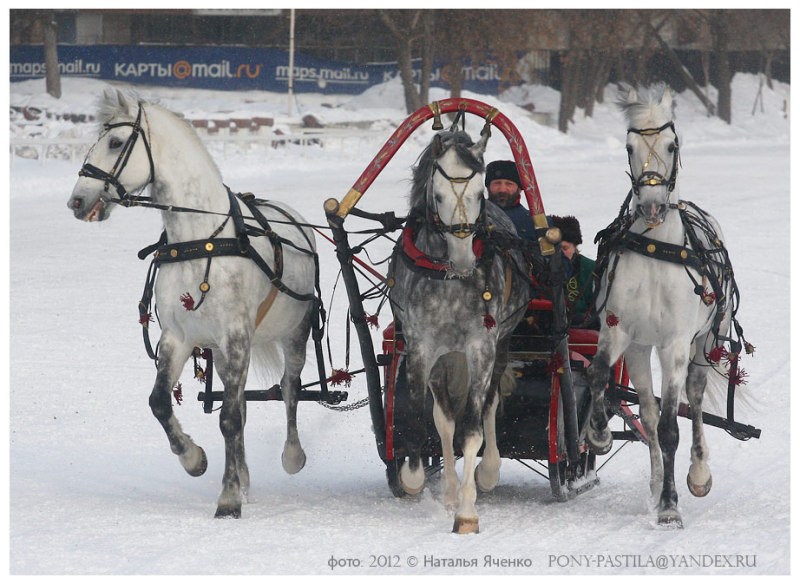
586, 84, 751, 528
387, 128, 530, 534
67, 89, 319, 519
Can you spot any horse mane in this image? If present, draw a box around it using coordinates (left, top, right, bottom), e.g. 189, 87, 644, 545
616, 82, 675, 128
409, 130, 485, 213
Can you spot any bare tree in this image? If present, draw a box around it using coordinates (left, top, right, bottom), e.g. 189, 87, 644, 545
42, 10, 61, 99
378, 9, 435, 114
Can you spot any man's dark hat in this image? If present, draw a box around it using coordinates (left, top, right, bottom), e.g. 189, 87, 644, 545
485, 160, 521, 189
550, 215, 583, 246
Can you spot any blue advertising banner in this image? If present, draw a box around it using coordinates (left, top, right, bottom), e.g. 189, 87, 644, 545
10, 45, 504, 95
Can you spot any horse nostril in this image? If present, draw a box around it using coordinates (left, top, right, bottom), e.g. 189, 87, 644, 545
70, 197, 83, 211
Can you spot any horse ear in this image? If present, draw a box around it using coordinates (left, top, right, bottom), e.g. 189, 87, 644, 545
470, 131, 489, 159
660, 87, 673, 110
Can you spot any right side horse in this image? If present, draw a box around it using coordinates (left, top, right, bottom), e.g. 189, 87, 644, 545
586, 84, 751, 527
387, 127, 530, 534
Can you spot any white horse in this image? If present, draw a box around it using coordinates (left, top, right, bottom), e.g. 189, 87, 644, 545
67, 90, 318, 518
586, 84, 749, 527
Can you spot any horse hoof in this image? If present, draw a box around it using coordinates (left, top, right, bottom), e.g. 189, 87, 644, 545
182, 446, 208, 477
657, 510, 683, 529
452, 517, 479, 534
474, 465, 499, 493
214, 505, 242, 519
587, 427, 613, 455
281, 445, 307, 475
399, 463, 425, 495
687, 474, 712, 497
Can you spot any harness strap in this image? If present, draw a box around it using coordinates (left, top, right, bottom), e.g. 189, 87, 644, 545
619, 231, 703, 271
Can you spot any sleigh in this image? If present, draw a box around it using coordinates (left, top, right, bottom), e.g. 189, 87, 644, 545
315, 98, 761, 502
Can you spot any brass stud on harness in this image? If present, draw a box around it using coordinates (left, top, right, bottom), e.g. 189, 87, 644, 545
205, 242, 215, 252
646, 244, 656, 254
482, 290, 493, 301
170, 249, 178, 258
199, 282, 210, 293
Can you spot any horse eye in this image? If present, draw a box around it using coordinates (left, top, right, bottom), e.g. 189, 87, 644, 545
668, 143, 676, 153
626, 144, 633, 154
109, 137, 123, 149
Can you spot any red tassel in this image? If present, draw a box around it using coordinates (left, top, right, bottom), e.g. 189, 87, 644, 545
362, 314, 379, 329
700, 289, 716, 306
732, 367, 749, 386
606, 312, 619, 327
547, 352, 566, 375
139, 313, 153, 325
483, 314, 496, 330
180, 292, 195, 311
201, 348, 212, 360
173, 382, 183, 405
724, 350, 740, 368
329, 368, 353, 388
706, 346, 728, 363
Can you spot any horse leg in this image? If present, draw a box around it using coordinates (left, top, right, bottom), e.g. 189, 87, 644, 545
453, 404, 485, 534
587, 325, 630, 454
431, 393, 459, 512
686, 358, 712, 497
453, 354, 493, 534
475, 340, 508, 492
624, 343, 663, 500
475, 389, 501, 493
398, 348, 428, 495
214, 334, 252, 518
148, 333, 207, 476
654, 343, 690, 528
280, 313, 311, 475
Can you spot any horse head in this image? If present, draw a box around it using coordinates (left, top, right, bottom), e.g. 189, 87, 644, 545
618, 84, 680, 228
414, 128, 488, 276
68, 90, 155, 221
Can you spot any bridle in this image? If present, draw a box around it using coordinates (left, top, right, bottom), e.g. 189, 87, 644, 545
78, 102, 156, 201
428, 161, 484, 239
626, 121, 680, 199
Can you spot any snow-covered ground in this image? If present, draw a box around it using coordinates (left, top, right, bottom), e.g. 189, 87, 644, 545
8, 73, 791, 575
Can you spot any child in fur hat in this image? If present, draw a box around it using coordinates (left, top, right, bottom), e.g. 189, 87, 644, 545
549, 215, 598, 328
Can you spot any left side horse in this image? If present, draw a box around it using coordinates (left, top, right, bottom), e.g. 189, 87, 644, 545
388, 126, 530, 533
67, 90, 320, 518
586, 84, 751, 527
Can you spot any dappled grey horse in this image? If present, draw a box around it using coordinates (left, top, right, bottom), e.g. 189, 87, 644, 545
388, 128, 530, 533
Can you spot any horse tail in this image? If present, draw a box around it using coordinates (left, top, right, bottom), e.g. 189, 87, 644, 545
691, 337, 756, 417
250, 341, 284, 386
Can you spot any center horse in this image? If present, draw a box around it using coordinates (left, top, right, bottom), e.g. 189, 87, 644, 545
587, 84, 751, 527
67, 90, 320, 519
388, 127, 530, 533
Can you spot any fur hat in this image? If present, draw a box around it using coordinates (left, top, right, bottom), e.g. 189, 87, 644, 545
485, 160, 521, 189
550, 215, 583, 246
